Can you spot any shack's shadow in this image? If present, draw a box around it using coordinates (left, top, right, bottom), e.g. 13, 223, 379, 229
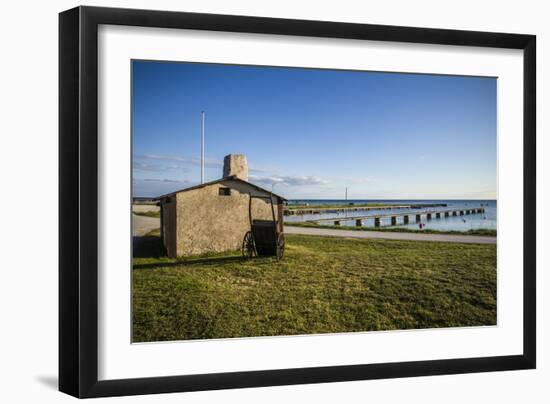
133, 256, 244, 270
132, 236, 165, 258
132, 236, 244, 270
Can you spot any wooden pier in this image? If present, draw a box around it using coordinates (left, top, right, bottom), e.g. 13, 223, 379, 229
309, 207, 486, 227
284, 203, 447, 216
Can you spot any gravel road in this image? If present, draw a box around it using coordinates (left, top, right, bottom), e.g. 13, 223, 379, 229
132, 214, 160, 236
285, 225, 496, 244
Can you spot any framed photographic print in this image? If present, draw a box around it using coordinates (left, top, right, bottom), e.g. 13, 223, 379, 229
59, 6, 536, 398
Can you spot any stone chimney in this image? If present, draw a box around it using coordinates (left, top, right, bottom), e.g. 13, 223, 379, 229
223, 154, 248, 181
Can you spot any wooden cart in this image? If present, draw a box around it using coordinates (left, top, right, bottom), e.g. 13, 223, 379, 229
242, 193, 285, 260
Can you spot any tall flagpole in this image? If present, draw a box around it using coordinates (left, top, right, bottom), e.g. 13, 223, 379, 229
201, 111, 205, 184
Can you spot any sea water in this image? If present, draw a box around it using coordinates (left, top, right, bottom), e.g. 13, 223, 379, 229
284, 200, 497, 232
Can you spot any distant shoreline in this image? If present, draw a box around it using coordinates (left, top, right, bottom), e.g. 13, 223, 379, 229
286, 198, 496, 203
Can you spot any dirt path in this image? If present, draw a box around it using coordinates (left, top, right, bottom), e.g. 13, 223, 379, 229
285, 225, 496, 244
132, 214, 160, 236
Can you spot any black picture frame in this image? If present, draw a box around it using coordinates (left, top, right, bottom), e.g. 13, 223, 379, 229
59, 6, 536, 398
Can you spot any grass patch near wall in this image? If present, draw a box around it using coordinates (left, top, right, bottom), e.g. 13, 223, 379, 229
285, 222, 496, 237
132, 234, 496, 342
133, 210, 161, 218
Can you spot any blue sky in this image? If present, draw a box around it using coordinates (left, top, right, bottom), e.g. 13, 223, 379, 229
132, 61, 497, 199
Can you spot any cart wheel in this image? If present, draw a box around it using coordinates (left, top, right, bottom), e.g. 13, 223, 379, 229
242, 231, 256, 258
276, 233, 285, 260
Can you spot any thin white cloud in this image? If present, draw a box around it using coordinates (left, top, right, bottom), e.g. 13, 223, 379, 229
133, 161, 163, 172
133, 153, 273, 173
249, 175, 328, 187
134, 154, 221, 168
134, 161, 192, 172
135, 178, 191, 184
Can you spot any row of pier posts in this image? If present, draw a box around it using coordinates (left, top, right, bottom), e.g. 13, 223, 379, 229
331, 208, 485, 227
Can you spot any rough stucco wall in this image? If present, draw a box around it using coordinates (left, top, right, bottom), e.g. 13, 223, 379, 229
175, 179, 282, 256
161, 198, 177, 257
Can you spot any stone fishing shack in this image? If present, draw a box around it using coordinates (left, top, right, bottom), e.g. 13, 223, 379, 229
159, 154, 286, 257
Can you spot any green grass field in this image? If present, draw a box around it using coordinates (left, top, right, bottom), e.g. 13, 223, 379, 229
132, 234, 496, 342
